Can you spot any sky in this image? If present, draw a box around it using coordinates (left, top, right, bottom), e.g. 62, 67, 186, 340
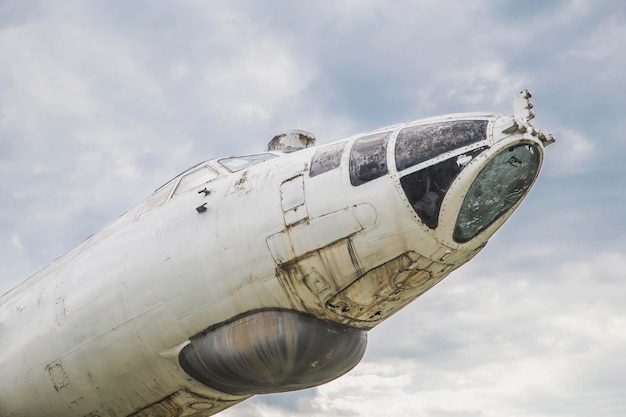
1, 1, 625, 416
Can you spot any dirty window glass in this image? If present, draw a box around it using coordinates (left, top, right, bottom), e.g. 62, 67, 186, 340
454, 144, 540, 242
400, 148, 486, 229
349, 131, 391, 186
310, 142, 346, 177
173, 166, 218, 196
395, 120, 488, 171
219, 153, 279, 172
140, 181, 176, 217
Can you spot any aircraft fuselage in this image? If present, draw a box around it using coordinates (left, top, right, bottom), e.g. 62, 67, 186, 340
0, 90, 554, 417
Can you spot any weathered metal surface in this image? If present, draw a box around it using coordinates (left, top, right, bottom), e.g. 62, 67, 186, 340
178, 310, 367, 395
510, 89, 556, 146
274, 239, 363, 321
0, 90, 554, 417
47, 362, 70, 391
266, 130, 316, 153
280, 174, 308, 226
327, 252, 455, 322
266, 205, 374, 264
129, 390, 240, 417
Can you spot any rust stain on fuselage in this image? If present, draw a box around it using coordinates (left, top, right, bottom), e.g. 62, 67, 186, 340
232, 171, 249, 196
275, 237, 461, 329
129, 389, 240, 417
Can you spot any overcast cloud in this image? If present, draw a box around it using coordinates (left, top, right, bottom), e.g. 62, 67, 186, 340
1, 1, 625, 416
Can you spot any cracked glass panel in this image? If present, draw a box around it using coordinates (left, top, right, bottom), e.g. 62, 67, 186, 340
454, 144, 540, 243
395, 120, 488, 171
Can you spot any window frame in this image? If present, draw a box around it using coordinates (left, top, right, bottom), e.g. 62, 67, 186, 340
172, 164, 219, 197
218, 153, 280, 173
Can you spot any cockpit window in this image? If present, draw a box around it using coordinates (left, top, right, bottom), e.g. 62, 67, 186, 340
140, 180, 176, 217
453, 144, 540, 243
310, 142, 346, 177
349, 131, 391, 186
395, 120, 488, 171
173, 165, 218, 196
400, 148, 486, 229
218, 153, 279, 172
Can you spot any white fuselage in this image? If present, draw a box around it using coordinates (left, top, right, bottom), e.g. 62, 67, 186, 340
0, 94, 553, 417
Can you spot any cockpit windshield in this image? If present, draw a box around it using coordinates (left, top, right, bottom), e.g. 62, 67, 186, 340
453, 144, 540, 242
395, 120, 488, 171
400, 147, 486, 229
218, 153, 279, 172
173, 165, 218, 196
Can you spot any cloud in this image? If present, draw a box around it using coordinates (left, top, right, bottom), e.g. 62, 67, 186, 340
0, 21, 163, 133
1, 2, 625, 416
542, 127, 596, 176
203, 37, 317, 122
10, 234, 24, 250
567, 13, 626, 64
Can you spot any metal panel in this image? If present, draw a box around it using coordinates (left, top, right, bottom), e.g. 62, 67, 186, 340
327, 252, 454, 322
280, 175, 308, 226
266, 206, 364, 264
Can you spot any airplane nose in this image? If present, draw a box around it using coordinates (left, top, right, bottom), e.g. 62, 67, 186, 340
396, 119, 545, 247
398, 145, 488, 230
453, 143, 541, 243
